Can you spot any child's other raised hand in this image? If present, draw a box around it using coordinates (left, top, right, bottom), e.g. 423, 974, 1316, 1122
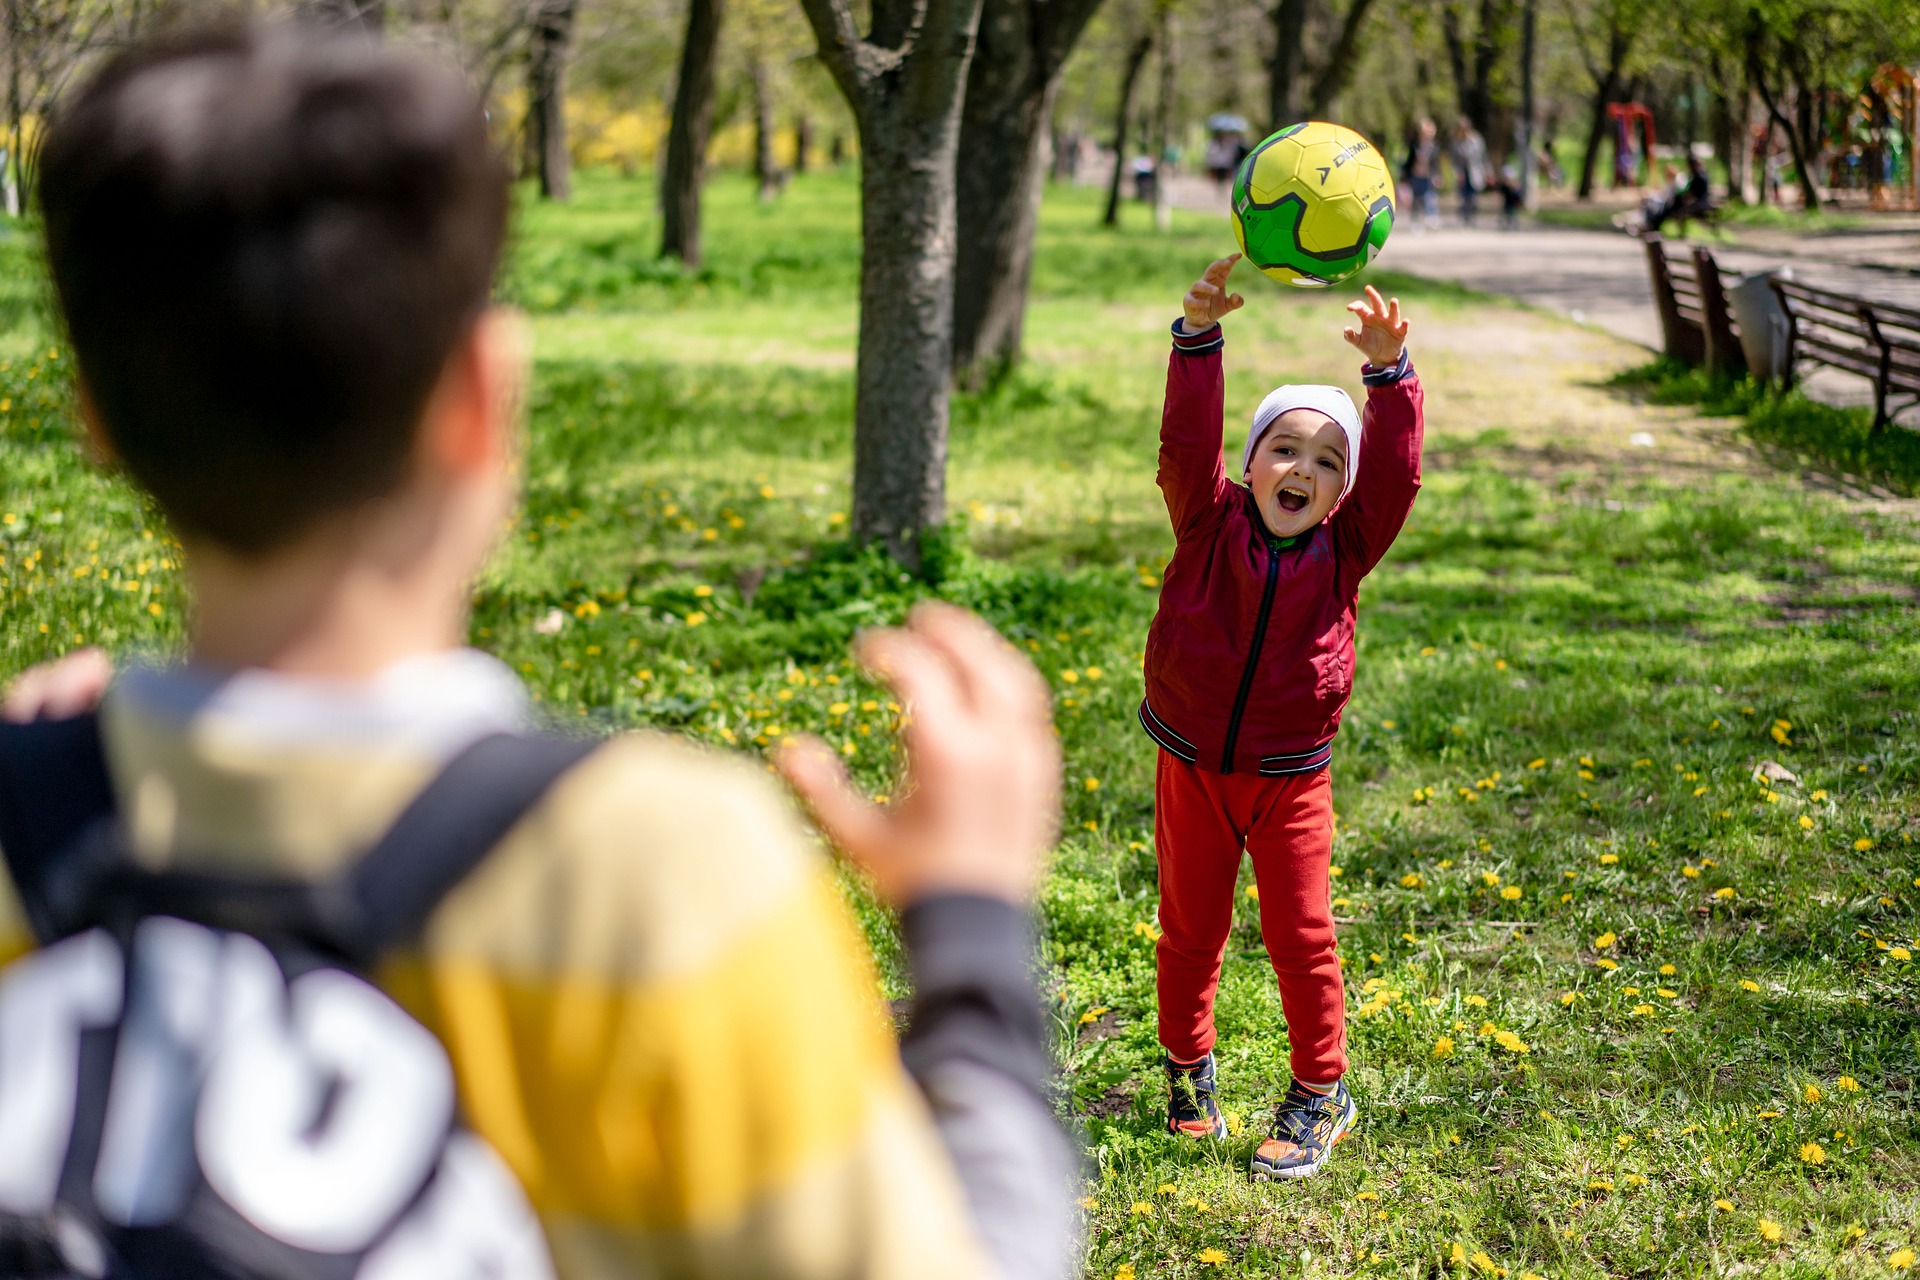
1183, 254, 1245, 332
1342, 284, 1409, 367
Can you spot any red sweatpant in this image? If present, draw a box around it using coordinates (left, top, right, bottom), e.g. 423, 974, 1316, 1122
1154, 751, 1347, 1082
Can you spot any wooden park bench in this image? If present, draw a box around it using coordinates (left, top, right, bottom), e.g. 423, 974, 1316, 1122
1643, 234, 1745, 378
1766, 279, 1920, 431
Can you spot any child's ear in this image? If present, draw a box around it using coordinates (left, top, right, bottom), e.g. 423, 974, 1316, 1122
424, 307, 529, 476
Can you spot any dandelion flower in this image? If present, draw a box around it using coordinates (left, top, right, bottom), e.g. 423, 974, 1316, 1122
1632, 1004, 1655, 1016
1470, 1250, 1498, 1275
1837, 1075, 1860, 1092
1596, 958, 1619, 971
1501, 885, 1523, 901
1598, 851, 1617, 864
1114, 1267, 1136, 1280
1156, 1184, 1177, 1197
1433, 1036, 1455, 1058
1528, 758, 1546, 769
1466, 995, 1488, 1007
1493, 1030, 1529, 1054
1715, 1199, 1735, 1212
1478, 1020, 1498, 1036
1244, 884, 1259, 900
1129, 1201, 1152, 1216
1893, 947, 1914, 962
1197, 1248, 1228, 1266
1559, 991, 1579, 1005
1889, 1248, 1915, 1270
1799, 1141, 1826, 1164
1401, 873, 1426, 888
1855, 838, 1875, 851
1588, 1179, 1615, 1192
1804, 1083, 1823, 1104
1657, 989, 1678, 999
1714, 887, 1735, 900
1355, 1191, 1378, 1202
1594, 931, 1618, 950
1740, 979, 1761, 992
1692, 786, 1708, 797
1757, 1219, 1783, 1244
1084, 776, 1100, 791
1799, 815, 1815, 830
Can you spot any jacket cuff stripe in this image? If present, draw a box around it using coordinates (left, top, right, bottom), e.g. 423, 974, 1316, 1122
1171, 319, 1224, 356
1362, 349, 1413, 385
1257, 744, 1333, 776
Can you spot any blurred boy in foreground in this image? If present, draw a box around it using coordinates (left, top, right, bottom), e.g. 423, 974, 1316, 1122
0, 21, 1075, 1280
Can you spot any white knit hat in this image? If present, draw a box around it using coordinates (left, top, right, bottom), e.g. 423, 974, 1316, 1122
1242, 385, 1363, 502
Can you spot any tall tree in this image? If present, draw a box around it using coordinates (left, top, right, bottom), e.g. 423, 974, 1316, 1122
1563, 0, 1646, 198
1101, 28, 1154, 226
1269, 0, 1384, 130
799, 0, 987, 563
1440, 0, 1513, 143
524, 0, 577, 200
661, 0, 725, 263
949, 0, 1109, 384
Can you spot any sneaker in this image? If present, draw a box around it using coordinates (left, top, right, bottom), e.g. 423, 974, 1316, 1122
1164, 1052, 1227, 1139
1249, 1079, 1357, 1180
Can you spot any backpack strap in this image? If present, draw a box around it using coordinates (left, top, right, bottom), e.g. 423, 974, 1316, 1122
33, 731, 601, 965
0, 713, 115, 942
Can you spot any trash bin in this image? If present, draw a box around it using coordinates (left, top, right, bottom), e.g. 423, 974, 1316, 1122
1729, 267, 1791, 385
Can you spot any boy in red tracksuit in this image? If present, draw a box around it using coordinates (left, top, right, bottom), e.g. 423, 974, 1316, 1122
1141, 254, 1422, 1180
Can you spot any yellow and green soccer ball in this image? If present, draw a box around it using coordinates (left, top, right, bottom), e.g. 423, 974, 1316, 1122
1231, 121, 1395, 288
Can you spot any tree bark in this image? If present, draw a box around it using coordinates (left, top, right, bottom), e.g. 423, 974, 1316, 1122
799, 0, 987, 564
1516, 0, 1535, 204
1574, 20, 1628, 201
1747, 36, 1819, 212
1305, 0, 1380, 117
750, 53, 779, 200
794, 112, 813, 172
525, 0, 576, 200
661, 0, 724, 263
1102, 31, 1153, 228
950, 0, 1107, 384
1151, 4, 1174, 231
1269, 0, 1309, 129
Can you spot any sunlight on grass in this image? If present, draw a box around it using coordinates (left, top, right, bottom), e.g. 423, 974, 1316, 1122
2, 169, 1916, 1278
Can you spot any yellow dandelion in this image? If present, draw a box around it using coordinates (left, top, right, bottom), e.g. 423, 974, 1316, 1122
1598, 851, 1618, 864
1494, 1030, 1529, 1054
1115, 1267, 1136, 1280
1433, 1036, 1455, 1058
1799, 815, 1815, 830
1076, 1195, 1097, 1210
1889, 1247, 1915, 1270
1799, 1141, 1826, 1165
1527, 758, 1546, 769
1715, 1199, 1735, 1212
1197, 1248, 1228, 1266
1500, 885, 1522, 900
1466, 995, 1488, 1007
1156, 1183, 1177, 1197
1740, 979, 1761, 992
1355, 1191, 1379, 1202
1804, 1083, 1823, 1104
1632, 1004, 1655, 1016
1059, 669, 1080, 684
1594, 931, 1618, 949
1658, 988, 1678, 999
1838, 1075, 1861, 1092
1470, 1250, 1498, 1275
1401, 873, 1426, 888
1714, 887, 1735, 900
1757, 1219, 1783, 1244
1478, 1020, 1498, 1035
1084, 776, 1100, 791
693, 584, 714, 598
1559, 991, 1579, 1005
1129, 1201, 1152, 1216
1589, 1179, 1615, 1192
1596, 958, 1619, 971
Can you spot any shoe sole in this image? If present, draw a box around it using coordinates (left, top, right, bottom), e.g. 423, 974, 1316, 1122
1248, 1102, 1357, 1181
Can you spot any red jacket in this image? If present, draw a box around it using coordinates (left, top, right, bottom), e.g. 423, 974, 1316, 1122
1139, 320, 1424, 776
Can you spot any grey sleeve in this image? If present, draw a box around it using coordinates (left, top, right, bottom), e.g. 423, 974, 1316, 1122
898, 895, 1081, 1280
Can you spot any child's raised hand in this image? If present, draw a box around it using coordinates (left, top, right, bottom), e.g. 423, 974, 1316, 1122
1342, 284, 1409, 367
1183, 254, 1245, 332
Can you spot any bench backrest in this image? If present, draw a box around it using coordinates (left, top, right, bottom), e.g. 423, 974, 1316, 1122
1643, 234, 1743, 376
1768, 277, 1920, 429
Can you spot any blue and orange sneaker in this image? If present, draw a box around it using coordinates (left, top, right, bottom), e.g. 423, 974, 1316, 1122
1165, 1052, 1228, 1139
1249, 1079, 1357, 1180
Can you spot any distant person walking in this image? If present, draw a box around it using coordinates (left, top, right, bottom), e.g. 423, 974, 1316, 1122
1450, 118, 1488, 226
1402, 118, 1441, 229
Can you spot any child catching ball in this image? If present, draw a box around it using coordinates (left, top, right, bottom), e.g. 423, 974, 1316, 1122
1142, 253, 1423, 1179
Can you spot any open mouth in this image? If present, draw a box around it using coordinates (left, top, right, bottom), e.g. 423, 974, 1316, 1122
1275, 489, 1309, 514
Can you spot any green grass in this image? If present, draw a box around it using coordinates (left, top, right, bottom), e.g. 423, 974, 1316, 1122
3, 170, 1919, 1278
1616, 358, 1920, 498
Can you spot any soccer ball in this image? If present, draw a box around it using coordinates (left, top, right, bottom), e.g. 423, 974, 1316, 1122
1231, 121, 1395, 288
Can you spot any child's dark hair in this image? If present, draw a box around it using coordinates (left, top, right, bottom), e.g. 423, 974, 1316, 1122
39, 20, 509, 555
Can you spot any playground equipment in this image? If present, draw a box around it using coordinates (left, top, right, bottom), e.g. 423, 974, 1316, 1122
1829, 65, 1917, 211
1608, 102, 1657, 188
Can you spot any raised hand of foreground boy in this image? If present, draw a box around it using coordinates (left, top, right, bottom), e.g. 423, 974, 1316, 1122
1183, 253, 1246, 332
1342, 283, 1410, 366
779, 602, 1060, 906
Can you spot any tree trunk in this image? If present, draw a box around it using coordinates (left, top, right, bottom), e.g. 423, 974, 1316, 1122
1517, 0, 1535, 205
1102, 31, 1153, 227
1268, 0, 1309, 129
794, 112, 812, 173
799, 0, 987, 565
1305, 0, 1381, 117
1749, 50, 1818, 212
1577, 64, 1620, 200
661, 0, 724, 263
525, 0, 576, 200
1708, 51, 1737, 203
1151, 5, 1174, 231
751, 54, 779, 200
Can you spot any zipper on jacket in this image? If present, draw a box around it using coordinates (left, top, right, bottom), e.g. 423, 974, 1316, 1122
1220, 526, 1282, 773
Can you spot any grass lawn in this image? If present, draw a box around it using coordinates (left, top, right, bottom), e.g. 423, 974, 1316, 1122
3, 170, 1918, 1278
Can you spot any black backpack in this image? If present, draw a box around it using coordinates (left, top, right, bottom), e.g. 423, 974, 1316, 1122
0, 714, 596, 1280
